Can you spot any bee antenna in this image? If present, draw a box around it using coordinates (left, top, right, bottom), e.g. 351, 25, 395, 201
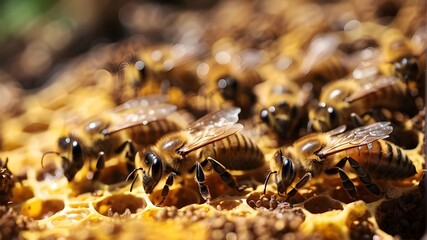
126, 167, 143, 192
263, 171, 278, 195
126, 167, 143, 182
41, 151, 61, 168
129, 174, 139, 192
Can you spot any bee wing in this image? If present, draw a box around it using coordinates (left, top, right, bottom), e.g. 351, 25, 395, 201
317, 122, 393, 157
299, 33, 341, 74
178, 107, 243, 154
351, 48, 382, 79
297, 83, 314, 106
101, 95, 176, 135
345, 75, 399, 103
411, 26, 427, 56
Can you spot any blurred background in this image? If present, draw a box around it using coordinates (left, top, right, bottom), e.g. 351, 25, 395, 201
0, 0, 217, 90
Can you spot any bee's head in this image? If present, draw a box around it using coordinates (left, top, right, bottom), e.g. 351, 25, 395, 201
260, 102, 297, 137
140, 151, 163, 194
217, 75, 238, 100
58, 136, 73, 151
41, 136, 83, 182
308, 102, 338, 132
273, 149, 296, 194
394, 56, 420, 82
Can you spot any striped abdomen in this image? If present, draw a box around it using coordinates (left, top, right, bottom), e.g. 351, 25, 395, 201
128, 119, 180, 147
344, 140, 416, 179
350, 80, 417, 117
201, 132, 265, 171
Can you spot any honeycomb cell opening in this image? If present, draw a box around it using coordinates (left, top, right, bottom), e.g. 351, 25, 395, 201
149, 187, 201, 208
97, 163, 130, 185
388, 128, 421, 150
93, 193, 146, 217
303, 195, 343, 214
330, 185, 383, 204
21, 198, 65, 220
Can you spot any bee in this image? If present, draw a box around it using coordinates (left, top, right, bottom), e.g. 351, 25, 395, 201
290, 33, 350, 96
352, 27, 426, 97
129, 107, 265, 204
256, 79, 312, 140
308, 75, 418, 132
41, 95, 180, 182
192, 62, 261, 119
114, 44, 204, 105
264, 122, 417, 199
378, 27, 426, 91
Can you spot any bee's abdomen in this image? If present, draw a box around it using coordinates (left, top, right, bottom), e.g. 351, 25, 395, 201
129, 119, 180, 147
352, 81, 411, 115
203, 132, 265, 170
346, 140, 416, 179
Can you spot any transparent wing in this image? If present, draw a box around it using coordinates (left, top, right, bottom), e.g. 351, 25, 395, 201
299, 33, 341, 74
345, 75, 399, 103
411, 26, 427, 56
101, 95, 176, 135
317, 122, 393, 157
351, 48, 382, 80
178, 107, 243, 154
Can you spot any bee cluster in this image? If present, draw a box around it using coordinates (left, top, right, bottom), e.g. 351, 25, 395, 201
0, 0, 425, 239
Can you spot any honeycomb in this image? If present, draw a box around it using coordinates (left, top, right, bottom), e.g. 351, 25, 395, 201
0, 0, 425, 239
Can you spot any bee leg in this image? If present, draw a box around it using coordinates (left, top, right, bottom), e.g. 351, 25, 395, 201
337, 168, 359, 199
286, 172, 311, 200
60, 156, 75, 182
92, 152, 105, 181
202, 157, 242, 191
114, 140, 137, 171
193, 162, 211, 203
346, 157, 381, 195
157, 172, 176, 206
306, 120, 314, 133
350, 113, 365, 127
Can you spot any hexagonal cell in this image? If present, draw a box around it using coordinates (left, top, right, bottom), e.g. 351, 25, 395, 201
303, 195, 343, 214
387, 128, 421, 150
149, 187, 200, 208
97, 162, 130, 185
21, 198, 65, 220
330, 185, 382, 204
93, 193, 146, 216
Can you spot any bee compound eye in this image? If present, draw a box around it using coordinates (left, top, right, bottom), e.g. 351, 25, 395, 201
260, 109, 269, 122
218, 75, 238, 100
58, 137, 71, 150
144, 152, 156, 165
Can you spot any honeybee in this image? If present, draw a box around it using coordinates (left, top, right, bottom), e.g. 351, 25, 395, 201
379, 27, 426, 91
42, 95, 180, 182
290, 33, 350, 96
308, 75, 418, 132
114, 44, 204, 105
351, 27, 426, 98
255, 79, 312, 140
264, 122, 417, 199
130, 107, 265, 204
192, 62, 261, 119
